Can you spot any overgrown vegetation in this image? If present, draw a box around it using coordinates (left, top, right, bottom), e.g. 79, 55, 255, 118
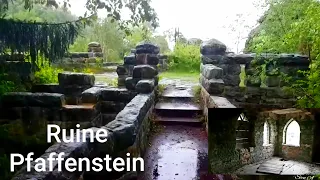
245, 0, 320, 108
167, 42, 201, 72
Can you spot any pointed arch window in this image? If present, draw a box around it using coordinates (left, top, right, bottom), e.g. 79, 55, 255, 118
283, 119, 300, 146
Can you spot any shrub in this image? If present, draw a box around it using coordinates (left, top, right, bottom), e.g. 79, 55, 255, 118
167, 43, 200, 72
33, 62, 63, 84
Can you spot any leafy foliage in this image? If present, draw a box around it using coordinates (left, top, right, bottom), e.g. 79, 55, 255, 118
167, 42, 200, 72
245, 0, 320, 107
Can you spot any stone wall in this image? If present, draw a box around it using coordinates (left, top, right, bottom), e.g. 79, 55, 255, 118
116, 42, 162, 87
11, 90, 155, 180
199, 38, 310, 108
200, 91, 317, 172
261, 109, 315, 162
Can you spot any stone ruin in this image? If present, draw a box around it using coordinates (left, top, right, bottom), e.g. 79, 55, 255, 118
199, 38, 310, 109
198, 38, 320, 174
116, 42, 165, 93
63, 42, 104, 63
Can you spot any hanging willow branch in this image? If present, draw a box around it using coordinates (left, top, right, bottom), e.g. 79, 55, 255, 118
0, 15, 94, 69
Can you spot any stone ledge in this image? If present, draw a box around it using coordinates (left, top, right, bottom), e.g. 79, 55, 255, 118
210, 96, 236, 108
1, 92, 65, 108
82, 87, 103, 103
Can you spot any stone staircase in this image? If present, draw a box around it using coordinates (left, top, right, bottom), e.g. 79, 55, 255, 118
154, 85, 203, 125
138, 82, 208, 180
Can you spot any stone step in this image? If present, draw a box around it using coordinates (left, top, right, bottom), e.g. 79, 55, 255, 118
153, 116, 202, 126
155, 99, 202, 118
161, 86, 195, 98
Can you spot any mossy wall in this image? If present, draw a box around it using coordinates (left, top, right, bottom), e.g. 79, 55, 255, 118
207, 108, 243, 173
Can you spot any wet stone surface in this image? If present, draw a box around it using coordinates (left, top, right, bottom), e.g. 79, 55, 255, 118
235, 157, 320, 175
138, 125, 208, 180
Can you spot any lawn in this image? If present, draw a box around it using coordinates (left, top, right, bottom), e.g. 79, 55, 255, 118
159, 71, 200, 83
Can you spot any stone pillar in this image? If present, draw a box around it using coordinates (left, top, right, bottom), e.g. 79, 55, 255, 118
118, 42, 160, 91
200, 39, 241, 95
208, 108, 243, 173
58, 72, 95, 105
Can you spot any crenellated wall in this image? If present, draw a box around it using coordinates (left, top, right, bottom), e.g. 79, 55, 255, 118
200, 39, 310, 109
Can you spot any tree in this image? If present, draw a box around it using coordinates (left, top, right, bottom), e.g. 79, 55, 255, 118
151, 35, 170, 53
1, 0, 159, 30
244, 0, 320, 107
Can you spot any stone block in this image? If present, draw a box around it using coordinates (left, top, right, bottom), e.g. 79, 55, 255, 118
227, 54, 255, 64
82, 87, 103, 103
1, 92, 65, 108
219, 64, 241, 75
200, 75, 224, 95
65, 96, 82, 105
201, 55, 221, 64
136, 79, 155, 94
31, 84, 62, 93
200, 38, 226, 55
223, 75, 241, 86
88, 42, 101, 47
132, 65, 158, 79
116, 65, 128, 76
61, 104, 98, 122
223, 86, 246, 102
125, 77, 139, 90
58, 72, 95, 86
135, 42, 160, 54
131, 49, 136, 53
124, 54, 136, 65
62, 85, 91, 96
202, 65, 223, 79
101, 87, 137, 102
147, 54, 160, 65
100, 101, 127, 113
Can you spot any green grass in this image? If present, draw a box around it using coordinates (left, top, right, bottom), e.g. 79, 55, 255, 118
159, 71, 200, 83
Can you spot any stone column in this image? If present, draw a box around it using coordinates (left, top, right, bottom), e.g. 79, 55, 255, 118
208, 108, 243, 173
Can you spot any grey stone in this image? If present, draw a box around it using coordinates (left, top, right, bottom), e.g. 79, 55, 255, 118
58, 72, 95, 86
100, 101, 127, 113
124, 54, 136, 65
147, 54, 160, 65
82, 87, 102, 103
136, 42, 160, 54
61, 105, 98, 122
223, 75, 241, 86
202, 65, 223, 79
132, 65, 158, 79
1, 92, 65, 108
219, 64, 241, 75
200, 75, 224, 95
201, 55, 220, 64
227, 54, 255, 64
101, 87, 137, 102
31, 84, 62, 93
116, 65, 128, 76
62, 85, 91, 96
158, 54, 168, 59
200, 39, 227, 55
136, 79, 155, 94
125, 77, 139, 90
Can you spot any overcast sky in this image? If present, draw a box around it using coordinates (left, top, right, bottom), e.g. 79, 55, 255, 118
62, 0, 266, 52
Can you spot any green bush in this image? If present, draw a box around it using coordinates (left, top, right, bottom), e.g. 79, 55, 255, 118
33, 62, 63, 84
167, 43, 200, 72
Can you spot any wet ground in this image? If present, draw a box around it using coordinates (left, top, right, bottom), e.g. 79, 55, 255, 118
138, 125, 208, 180
235, 157, 320, 175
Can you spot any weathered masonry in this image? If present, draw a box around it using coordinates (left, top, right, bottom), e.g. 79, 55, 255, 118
1, 42, 161, 180
200, 38, 319, 174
